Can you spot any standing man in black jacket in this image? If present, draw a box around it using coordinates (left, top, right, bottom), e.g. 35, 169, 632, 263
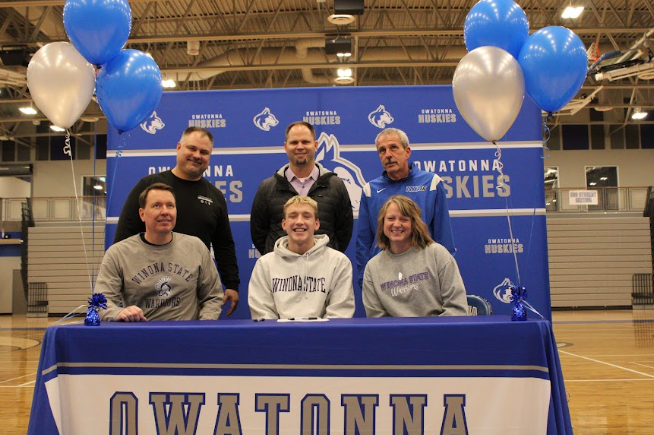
114, 126, 240, 315
250, 121, 353, 255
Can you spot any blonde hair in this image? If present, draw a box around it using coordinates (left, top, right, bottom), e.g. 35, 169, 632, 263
283, 195, 318, 218
376, 195, 434, 250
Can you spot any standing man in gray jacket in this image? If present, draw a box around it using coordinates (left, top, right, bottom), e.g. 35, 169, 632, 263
250, 121, 353, 255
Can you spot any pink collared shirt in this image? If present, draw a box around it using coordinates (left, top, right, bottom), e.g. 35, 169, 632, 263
286, 165, 319, 196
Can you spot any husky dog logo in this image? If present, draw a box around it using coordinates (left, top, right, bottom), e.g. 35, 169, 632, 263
253, 107, 279, 131
368, 105, 394, 128
140, 111, 165, 134
493, 278, 514, 303
156, 276, 172, 297
315, 132, 366, 213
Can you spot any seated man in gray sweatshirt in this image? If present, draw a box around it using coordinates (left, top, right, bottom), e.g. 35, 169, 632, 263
248, 195, 355, 320
97, 182, 223, 321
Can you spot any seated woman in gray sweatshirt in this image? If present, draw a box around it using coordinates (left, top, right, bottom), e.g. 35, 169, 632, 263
362, 195, 468, 317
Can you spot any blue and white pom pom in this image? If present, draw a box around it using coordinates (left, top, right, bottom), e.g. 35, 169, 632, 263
84, 293, 108, 326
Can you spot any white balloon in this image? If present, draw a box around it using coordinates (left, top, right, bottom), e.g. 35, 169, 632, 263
27, 42, 95, 129
452, 46, 525, 143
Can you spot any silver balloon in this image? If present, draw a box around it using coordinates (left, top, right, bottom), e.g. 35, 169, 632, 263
452, 46, 525, 143
27, 42, 96, 129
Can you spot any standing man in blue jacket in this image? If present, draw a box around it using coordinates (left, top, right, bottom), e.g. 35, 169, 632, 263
356, 127, 455, 287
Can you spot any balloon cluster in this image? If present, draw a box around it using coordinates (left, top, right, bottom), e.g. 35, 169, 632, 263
453, 0, 588, 143
26, 0, 163, 133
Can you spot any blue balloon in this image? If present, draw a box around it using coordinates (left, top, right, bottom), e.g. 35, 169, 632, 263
63, 0, 132, 66
96, 50, 163, 133
518, 26, 588, 113
464, 0, 529, 58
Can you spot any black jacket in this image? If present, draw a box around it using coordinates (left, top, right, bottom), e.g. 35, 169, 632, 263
250, 163, 354, 255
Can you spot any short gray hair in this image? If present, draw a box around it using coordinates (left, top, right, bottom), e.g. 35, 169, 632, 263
375, 128, 410, 149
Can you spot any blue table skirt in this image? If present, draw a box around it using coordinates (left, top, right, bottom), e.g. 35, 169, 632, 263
28, 316, 572, 434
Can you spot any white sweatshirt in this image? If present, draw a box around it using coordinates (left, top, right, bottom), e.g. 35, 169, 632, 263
248, 234, 355, 319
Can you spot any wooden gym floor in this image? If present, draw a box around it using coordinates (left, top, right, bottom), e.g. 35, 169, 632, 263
1, 310, 653, 434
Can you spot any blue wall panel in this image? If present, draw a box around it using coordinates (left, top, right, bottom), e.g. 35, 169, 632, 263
107, 85, 549, 320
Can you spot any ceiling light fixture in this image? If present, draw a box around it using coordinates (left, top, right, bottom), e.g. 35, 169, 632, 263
19, 106, 37, 115
334, 67, 355, 84
327, 14, 355, 25
561, 6, 583, 19
162, 79, 176, 88
187, 40, 200, 56
632, 107, 648, 120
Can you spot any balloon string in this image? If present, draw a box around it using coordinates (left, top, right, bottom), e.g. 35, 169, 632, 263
106, 131, 127, 227
520, 132, 550, 294
504, 197, 521, 286
65, 131, 95, 294
542, 120, 551, 159
494, 141, 507, 193
54, 305, 86, 324
91, 121, 100, 293
522, 299, 545, 320
520, 197, 539, 290
514, 116, 553, 289
104, 129, 127, 264
495, 141, 521, 286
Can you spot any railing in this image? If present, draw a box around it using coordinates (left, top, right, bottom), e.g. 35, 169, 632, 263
1, 196, 106, 222
1, 189, 650, 219
545, 187, 650, 213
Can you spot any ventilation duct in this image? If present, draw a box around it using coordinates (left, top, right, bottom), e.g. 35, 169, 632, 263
177, 44, 467, 84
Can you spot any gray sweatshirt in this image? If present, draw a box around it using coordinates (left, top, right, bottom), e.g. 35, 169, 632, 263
97, 233, 223, 321
248, 234, 355, 319
362, 243, 468, 317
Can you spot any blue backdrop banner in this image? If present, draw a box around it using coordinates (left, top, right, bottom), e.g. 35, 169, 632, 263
106, 85, 550, 320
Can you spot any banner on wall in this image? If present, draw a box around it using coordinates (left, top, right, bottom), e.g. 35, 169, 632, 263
568, 190, 598, 205
106, 86, 549, 320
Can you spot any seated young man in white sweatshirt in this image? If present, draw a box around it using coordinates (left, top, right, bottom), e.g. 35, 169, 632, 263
248, 195, 355, 319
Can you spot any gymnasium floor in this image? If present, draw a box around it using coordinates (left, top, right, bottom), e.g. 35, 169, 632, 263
1, 310, 652, 434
